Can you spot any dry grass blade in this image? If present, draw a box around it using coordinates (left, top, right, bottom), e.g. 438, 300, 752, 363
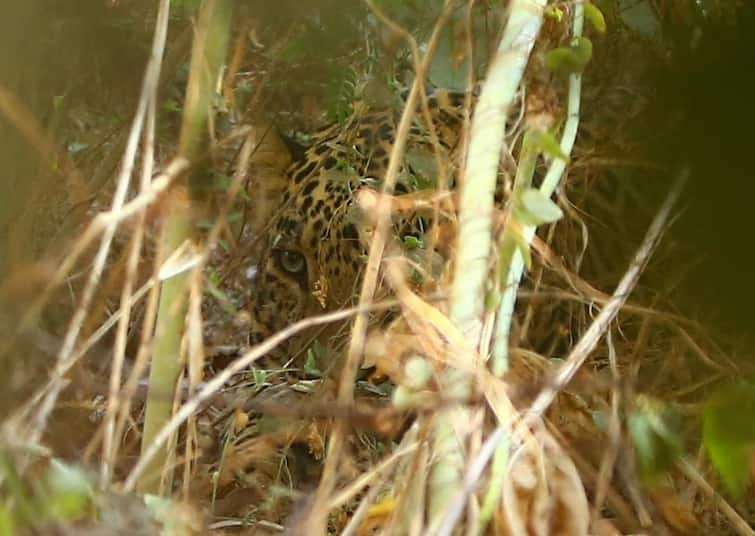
101, 1, 170, 486
3, 0, 174, 452
591, 328, 622, 520
306, 1, 459, 531
328, 441, 419, 511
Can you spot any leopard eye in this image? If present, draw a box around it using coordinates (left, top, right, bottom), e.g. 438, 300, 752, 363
277, 249, 307, 275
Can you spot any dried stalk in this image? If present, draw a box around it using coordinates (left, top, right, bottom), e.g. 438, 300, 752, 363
4, 0, 174, 452
100, 0, 171, 487
305, 2, 457, 532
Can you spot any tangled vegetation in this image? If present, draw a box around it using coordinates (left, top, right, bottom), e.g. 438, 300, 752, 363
0, 0, 753, 534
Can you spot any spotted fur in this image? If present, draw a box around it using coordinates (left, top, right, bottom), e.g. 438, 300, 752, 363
246, 90, 471, 359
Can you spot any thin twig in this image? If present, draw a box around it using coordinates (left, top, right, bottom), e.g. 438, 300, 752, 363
526, 169, 687, 420
328, 442, 419, 510
592, 328, 622, 519
677, 458, 755, 536
101, 38, 163, 481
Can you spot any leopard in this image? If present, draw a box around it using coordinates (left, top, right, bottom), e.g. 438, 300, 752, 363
244, 87, 474, 363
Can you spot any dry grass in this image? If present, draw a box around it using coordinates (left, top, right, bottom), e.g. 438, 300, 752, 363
0, 1, 752, 535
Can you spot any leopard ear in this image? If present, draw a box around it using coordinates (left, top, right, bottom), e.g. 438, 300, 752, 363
248, 122, 292, 171
247, 123, 292, 236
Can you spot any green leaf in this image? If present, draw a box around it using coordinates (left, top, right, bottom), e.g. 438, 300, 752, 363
545, 37, 593, 76
304, 349, 323, 377
516, 188, 563, 226
544, 6, 564, 22
529, 130, 568, 161
628, 400, 683, 480
510, 228, 532, 269
161, 99, 182, 113
545, 48, 581, 76
52, 95, 65, 111
46, 459, 93, 520
703, 381, 755, 496
585, 2, 607, 34
571, 35, 594, 63
251, 367, 268, 390
66, 141, 89, 155
498, 230, 530, 279
628, 412, 654, 468
215, 173, 232, 191
0, 504, 14, 536
402, 235, 423, 250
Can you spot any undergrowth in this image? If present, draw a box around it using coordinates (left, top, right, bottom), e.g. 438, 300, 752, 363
0, 1, 752, 534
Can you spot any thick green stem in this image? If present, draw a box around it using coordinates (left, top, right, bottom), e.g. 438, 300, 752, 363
178, 1, 233, 161
138, 0, 232, 495
477, 128, 538, 528
491, 0, 585, 376
428, 0, 546, 526
478, 4, 585, 530
137, 206, 192, 495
